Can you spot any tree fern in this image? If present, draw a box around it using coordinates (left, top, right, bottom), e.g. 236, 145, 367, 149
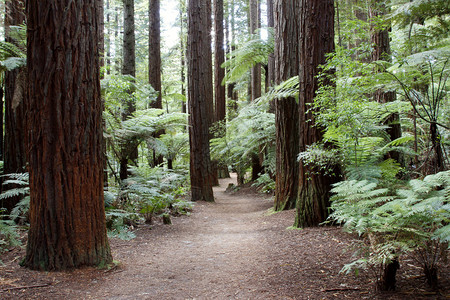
222, 31, 274, 85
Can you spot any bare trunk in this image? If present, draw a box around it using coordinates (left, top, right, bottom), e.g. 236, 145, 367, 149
3, 0, 27, 212
120, 0, 137, 180
149, 0, 164, 166
24, 0, 112, 270
273, 0, 300, 211
296, 0, 339, 227
369, 0, 402, 163
187, 1, 215, 202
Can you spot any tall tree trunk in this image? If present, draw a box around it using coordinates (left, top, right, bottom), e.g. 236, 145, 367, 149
249, 0, 263, 181
214, 0, 230, 179
120, 0, 137, 180
3, 0, 26, 212
149, 0, 164, 167
227, 0, 238, 118
369, 0, 402, 164
24, 0, 112, 270
106, 0, 111, 74
273, 0, 300, 211
249, 0, 261, 102
295, 0, 339, 227
180, 0, 187, 114
187, 1, 215, 202
266, 0, 275, 95
214, 0, 226, 124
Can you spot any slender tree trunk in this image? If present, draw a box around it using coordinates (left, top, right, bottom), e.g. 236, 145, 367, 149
214, 0, 229, 179
214, 0, 226, 124
106, 0, 111, 74
3, 0, 26, 212
369, 0, 402, 164
295, 0, 339, 227
180, 0, 187, 114
227, 0, 238, 118
24, 0, 112, 270
249, 0, 261, 102
249, 0, 263, 181
120, 0, 137, 180
273, 0, 300, 211
149, 0, 164, 167
187, 1, 215, 202
267, 0, 275, 93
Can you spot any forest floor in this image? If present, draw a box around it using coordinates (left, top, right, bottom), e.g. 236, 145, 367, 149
1, 175, 449, 299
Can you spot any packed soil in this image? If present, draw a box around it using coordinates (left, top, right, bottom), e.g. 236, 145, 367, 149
1, 175, 449, 299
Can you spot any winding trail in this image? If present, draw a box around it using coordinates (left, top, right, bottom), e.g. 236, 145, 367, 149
85, 174, 277, 299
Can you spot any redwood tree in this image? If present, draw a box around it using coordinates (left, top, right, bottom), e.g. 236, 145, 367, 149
369, 0, 401, 164
24, 0, 112, 270
149, 0, 164, 166
2, 0, 26, 212
120, 0, 137, 180
295, 0, 339, 227
273, 0, 300, 211
187, 1, 215, 202
214, 0, 226, 124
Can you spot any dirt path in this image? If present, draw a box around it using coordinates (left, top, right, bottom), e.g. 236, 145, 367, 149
1, 176, 448, 299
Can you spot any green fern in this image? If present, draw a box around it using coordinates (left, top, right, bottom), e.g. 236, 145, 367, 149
222, 31, 274, 85
330, 170, 450, 286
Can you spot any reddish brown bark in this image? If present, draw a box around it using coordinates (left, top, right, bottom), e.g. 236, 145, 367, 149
24, 0, 112, 270
149, 0, 164, 166
295, 0, 339, 227
187, 1, 215, 201
120, 0, 137, 180
214, 0, 226, 124
2, 0, 26, 212
249, 0, 261, 102
273, 0, 300, 211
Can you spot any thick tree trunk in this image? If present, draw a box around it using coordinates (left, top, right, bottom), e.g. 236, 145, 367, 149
273, 0, 300, 211
296, 0, 339, 227
120, 0, 137, 180
24, 0, 112, 270
187, 1, 215, 202
3, 0, 27, 212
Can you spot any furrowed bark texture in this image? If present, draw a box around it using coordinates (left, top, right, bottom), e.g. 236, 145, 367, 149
214, 0, 226, 124
273, 0, 299, 211
149, 0, 164, 166
120, 0, 137, 180
25, 0, 112, 270
3, 0, 26, 212
187, 1, 215, 202
296, 0, 337, 227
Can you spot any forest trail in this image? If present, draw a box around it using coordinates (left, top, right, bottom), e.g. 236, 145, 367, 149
2, 176, 441, 299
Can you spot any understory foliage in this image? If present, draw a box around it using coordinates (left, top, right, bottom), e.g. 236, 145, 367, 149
105, 166, 192, 240
0, 173, 28, 261
210, 102, 275, 186
330, 170, 449, 288
101, 73, 192, 238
